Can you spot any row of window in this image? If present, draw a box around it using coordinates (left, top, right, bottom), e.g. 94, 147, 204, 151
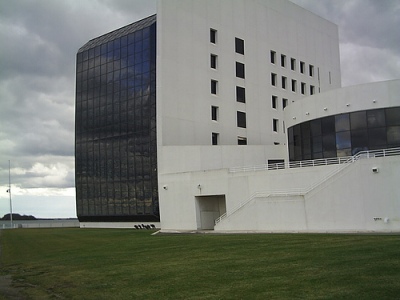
210, 28, 245, 56
271, 50, 315, 77
271, 73, 315, 95
212, 132, 248, 146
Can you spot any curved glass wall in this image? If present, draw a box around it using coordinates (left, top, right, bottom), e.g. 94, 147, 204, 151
75, 16, 159, 222
288, 107, 400, 161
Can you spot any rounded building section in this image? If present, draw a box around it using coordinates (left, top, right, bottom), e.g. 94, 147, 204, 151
284, 80, 400, 161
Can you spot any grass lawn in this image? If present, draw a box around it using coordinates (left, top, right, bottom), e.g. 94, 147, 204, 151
0, 229, 399, 299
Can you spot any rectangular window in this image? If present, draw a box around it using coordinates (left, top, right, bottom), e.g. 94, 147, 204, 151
273, 119, 279, 132
236, 86, 246, 103
210, 29, 217, 43
212, 132, 219, 145
271, 73, 277, 86
272, 95, 277, 109
235, 37, 245, 55
300, 61, 305, 74
211, 80, 218, 94
237, 111, 247, 128
210, 54, 217, 69
282, 98, 288, 110
236, 62, 245, 79
238, 137, 247, 145
291, 79, 297, 92
281, 54, 286, 67
270, 50, 276, 64
291, 58, 296, 71
309, 64, 314, 77
301, 82, 306, 95
211, 106, 218, 121
282, 76, 287, 89
310, 85, 315, 95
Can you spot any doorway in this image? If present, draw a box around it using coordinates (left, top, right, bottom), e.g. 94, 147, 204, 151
195, 195, 226, 230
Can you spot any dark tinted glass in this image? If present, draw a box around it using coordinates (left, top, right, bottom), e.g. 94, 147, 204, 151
335, 114, 350, 132
236, 62, 245, 79
386, 107, 400, 125
321, 116, 335, 134
236, 86, 245, 103
336, 131, 351, 149
387, 126, 400, 146
235, 38, 244, 54
367, 109, 385, 127
350, 111, 367, 130
237, 111, 246, 128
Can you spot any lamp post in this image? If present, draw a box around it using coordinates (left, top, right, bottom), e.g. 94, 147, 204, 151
8, 160, 13, 229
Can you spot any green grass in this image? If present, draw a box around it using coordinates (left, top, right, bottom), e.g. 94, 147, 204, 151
1, 229, 399, 299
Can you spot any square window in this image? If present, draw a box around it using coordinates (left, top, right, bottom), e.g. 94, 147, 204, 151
273, 119, 279, 132
212, 132, 219, 145
237, 111, 246, 128
271, 73, 277, 86
291, 79, 297, 92
270, 50, 276, 64
210, 29, 217, 43
211, 80, 218, 94
211, 106, 218, 121
301, 82, 306, 95
282, 98, 288, 110
210, 54, 217, 69
236, 86, 246, 103
281, 54, 286, 67
235, 37, 245, 55
238, 137, 247, 145
236, 62, 245, 79
291, 58, 296, 71
309, 64, 314, 77
272, 95, 278, 109
282, 76, 287, 89
300, 61, 305, 74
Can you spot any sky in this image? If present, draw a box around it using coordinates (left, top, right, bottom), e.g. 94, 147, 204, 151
0, 0, 399, 219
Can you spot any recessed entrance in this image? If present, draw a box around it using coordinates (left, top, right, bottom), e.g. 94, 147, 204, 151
195, 195, 226, 230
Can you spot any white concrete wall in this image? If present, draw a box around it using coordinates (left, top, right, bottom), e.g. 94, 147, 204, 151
159, 155, 400, 232
156, 0, 341, 148
284, 79, 400, 129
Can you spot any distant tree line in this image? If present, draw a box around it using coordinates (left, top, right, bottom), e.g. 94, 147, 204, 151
1, 213, 37, 220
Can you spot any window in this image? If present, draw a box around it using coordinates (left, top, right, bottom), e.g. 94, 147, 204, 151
236, 86, 246, 103
309, 64, 314, 77
210, 54, 217, 69
238, 137, 247, 145
270, 50, 276, 64
310, 85, 315, 95
210, 29, 217, 43
236, 62, 245, 79
291, 79, 297, 92
211, 80, 218, 94
237, 111, 246, 128
291, 58, 296, 71
300, 61, 305, 74
212, 132, 219, 145
272, 95, 277, 109
271, 73, 277, 86
282, 76, 287, 89
235, 37, 244, 54
211, 106, 218, 121
282, 98, 288, 110
301, 82, 306, 95
273, 119, 279, 132
281, 54, 286, 67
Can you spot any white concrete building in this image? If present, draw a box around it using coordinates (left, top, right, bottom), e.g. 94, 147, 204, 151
76, 0, 400, 232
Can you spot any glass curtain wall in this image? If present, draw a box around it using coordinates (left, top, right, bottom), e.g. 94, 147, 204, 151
75, 15, 158, 222
288, 107, 400, 161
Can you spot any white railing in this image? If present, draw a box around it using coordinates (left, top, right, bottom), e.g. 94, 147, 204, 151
216, 147, 400, 225
229, 147, 400, 173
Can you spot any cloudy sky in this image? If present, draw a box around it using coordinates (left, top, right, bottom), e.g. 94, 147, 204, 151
0, 0, 399, 219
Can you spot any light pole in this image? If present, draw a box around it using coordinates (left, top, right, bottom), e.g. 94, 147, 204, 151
8, 160, 13, 229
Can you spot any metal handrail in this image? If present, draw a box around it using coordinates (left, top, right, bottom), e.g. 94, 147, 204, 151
216, 147, 400, 225
229, 147, 400, 173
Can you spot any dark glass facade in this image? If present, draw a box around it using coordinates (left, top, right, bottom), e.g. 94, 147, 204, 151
288, 107, 400, 161
75, 15, 159, 222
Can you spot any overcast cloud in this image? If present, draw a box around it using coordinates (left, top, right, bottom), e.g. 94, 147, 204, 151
0, 0, 399, 218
